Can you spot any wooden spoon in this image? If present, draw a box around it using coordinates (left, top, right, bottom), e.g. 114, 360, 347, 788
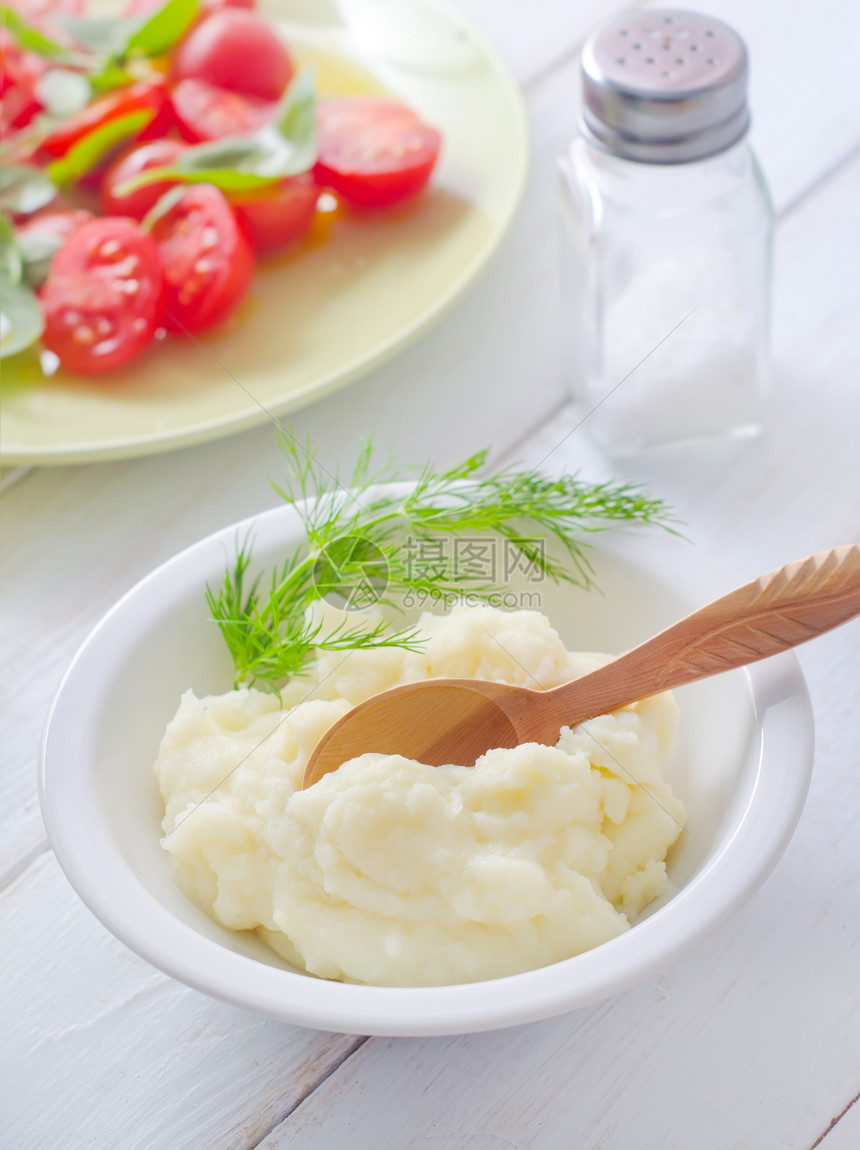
302, 544, 860, 788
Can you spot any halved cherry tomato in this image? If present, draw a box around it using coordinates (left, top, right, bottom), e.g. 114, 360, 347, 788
0, 29, 47, 132
230, 173, 319, 257
170, 77, 276, 142
314, 99, 441, 210
148, 184, 254, 333
39, 80, 173, 160
40, 217, 165, 373
171, 9, 292, 102
100, 139, 188, 221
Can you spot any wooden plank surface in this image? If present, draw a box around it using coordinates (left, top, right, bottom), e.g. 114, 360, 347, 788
0, 852, 366, 1150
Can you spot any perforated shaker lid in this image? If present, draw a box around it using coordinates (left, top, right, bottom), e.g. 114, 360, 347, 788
580, 8, 749, 163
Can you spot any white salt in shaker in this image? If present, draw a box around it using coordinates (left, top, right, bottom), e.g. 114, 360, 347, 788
559, 8, 773, 455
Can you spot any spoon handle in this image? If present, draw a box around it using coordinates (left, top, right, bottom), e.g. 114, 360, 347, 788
549, 544, 860, 719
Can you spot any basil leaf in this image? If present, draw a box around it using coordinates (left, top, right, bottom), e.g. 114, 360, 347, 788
34, 69, 92, 117
48, 109, 153, 185
140, 184, 188, 231
0, 165, 57, 215
124, 162, 276, 195
274, 68, 316, 171
116, 71, 318, 197
51, 14, 138, 58
16, 229, 66, 289
122, 0, 199, 59
0, 280, 45, 359
117, 136, 285, 194
0, 6, 70, 59
88, 65, 139, 93
174, 136, 268, 170
0, 214, 23, 285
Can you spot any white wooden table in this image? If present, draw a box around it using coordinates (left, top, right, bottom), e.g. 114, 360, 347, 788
3, 1, 860, 1145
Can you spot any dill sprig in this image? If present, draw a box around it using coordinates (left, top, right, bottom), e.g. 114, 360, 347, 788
207, 434, 677, 690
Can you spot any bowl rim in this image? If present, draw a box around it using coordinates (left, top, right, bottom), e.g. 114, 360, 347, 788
39, 505, 815, 1036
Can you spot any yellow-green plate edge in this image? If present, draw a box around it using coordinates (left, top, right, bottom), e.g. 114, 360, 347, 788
1, 0, 529, 465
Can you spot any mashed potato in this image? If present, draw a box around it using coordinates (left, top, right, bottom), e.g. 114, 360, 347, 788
155, 604, 685, 986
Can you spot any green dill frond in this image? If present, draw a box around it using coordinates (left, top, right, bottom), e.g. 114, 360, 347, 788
209, 436, 677, 690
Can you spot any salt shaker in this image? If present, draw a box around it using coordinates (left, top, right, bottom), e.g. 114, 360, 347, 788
559, 8, 773, 455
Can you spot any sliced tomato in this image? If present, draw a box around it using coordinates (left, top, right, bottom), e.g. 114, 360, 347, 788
148, 184, 254, 333
39, 80, 172, 160
40, 217, 165, 373
100, 139, 188, 220
230, 173, 319, 257
0, 29, 47, 132
314, 99, 442, 210
170, 77, 276, 142
171, 9, 292, 102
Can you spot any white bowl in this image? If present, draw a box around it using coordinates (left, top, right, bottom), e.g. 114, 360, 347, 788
39, 504, 814, 1036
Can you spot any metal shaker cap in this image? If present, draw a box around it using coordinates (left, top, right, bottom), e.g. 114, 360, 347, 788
580, 8, 749, 163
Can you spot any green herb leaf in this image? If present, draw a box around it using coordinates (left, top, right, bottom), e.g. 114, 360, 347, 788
116, 71, 317, 198
274, 67, 316, 167
121, 0, 199, 59
0, 279, 45, 358
48, 108, 152, 185
50, 13, 138, 57
0, 6, 71, 59
16, 228, 65, 289
1, 213, 21, 280
1, 213, 23, 284
34, 68, 92, 117
1, 213, 45, 356
208, 434, 679, 689
140, 183, 189, 231
0, 164, 57, 215
122, 160, 277, 195
88, 64, 138, 92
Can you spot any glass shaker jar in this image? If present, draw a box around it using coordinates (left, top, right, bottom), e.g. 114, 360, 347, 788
559, 8, 773, 455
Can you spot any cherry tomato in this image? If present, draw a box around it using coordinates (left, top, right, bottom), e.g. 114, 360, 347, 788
148, 184, 255, 333
230, 173, 319, 257
100, 139, 188, 221
39, 80, 172, 159
40, 217, 165, 373
170, 77, 276, 142
171, 9, 292, 102
314, 99, 442, 210
0, 29, 47, 132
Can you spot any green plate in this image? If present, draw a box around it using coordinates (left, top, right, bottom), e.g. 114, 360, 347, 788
1, 0, 529, 465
